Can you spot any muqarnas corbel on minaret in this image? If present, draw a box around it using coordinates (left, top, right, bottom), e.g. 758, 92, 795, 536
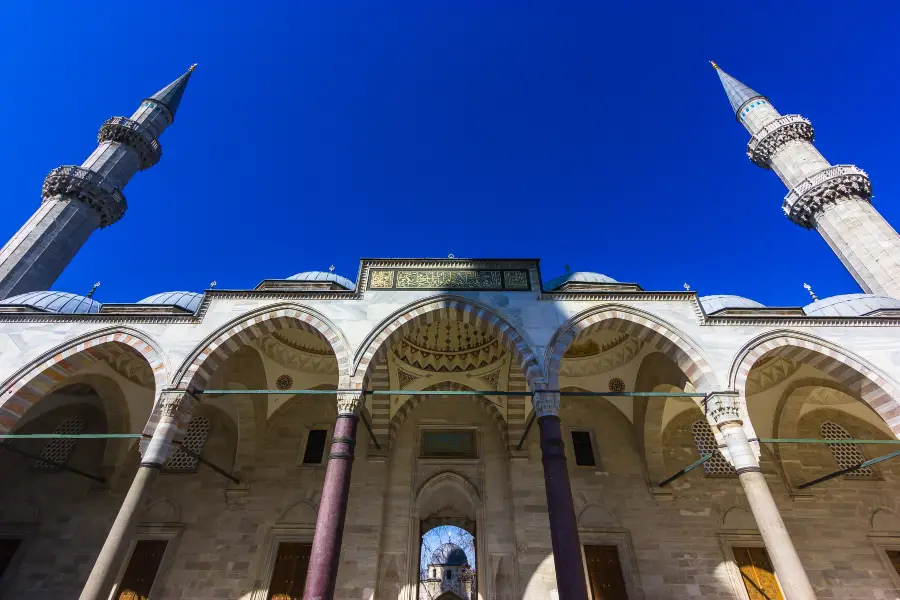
0, 65, 197, 299
712, 61, 900, 298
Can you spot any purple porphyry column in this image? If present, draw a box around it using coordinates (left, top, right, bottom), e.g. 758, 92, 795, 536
304, 391, 363, 600
535, 390, 589, 600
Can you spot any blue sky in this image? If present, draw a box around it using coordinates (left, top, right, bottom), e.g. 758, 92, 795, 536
2, 1, 899, 306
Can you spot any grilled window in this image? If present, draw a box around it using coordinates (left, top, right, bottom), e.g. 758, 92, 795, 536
821, 421, 873, 477
165, 417, 211, 472
690, 420, 735, 476
420, 430, 477, 459
35, 416, 85, 470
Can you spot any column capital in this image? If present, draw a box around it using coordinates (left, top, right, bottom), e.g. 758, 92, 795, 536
704, 391, 742, 426
155, 389, 198, 419
336, 390, 364, 416
533, 389, 560, 418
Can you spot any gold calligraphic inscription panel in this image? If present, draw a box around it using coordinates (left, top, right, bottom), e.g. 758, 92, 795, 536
368, 269, 530, 291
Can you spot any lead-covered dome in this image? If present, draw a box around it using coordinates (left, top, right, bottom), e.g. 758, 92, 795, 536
804, 294, 900, 317
699, 295, 765, 314
287, 271, 355, 290
431, 543, 468, 567
138, 291, 203, 312
545, 271, 617, 291
0, 291, 101, 314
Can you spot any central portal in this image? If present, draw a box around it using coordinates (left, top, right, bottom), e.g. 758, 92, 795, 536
418, 525, 476, 600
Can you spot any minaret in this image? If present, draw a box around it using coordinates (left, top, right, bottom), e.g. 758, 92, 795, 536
0, 65, 197, 299
712, 61, 900, 298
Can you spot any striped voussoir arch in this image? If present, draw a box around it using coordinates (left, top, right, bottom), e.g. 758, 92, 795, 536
365, 362, 391, 450
0, 331, 167, 434
354, 299, 542, 386
545, 308, 718, 393
506, 366, 529, 452
176, 308, 351, 391
732, 335, 900, 436
387, 381, 507, 449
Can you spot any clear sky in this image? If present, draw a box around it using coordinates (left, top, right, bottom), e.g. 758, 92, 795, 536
2, 1, 899, 306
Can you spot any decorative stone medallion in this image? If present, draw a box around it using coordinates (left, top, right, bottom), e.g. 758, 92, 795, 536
276, 374, 293, 390
608, 377, 625, 392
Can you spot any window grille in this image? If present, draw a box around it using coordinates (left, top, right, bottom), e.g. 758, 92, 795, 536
821, 421, 873, 477
690, 420, 735, 476
165, 417, 211, 472
35, 416, 85, 469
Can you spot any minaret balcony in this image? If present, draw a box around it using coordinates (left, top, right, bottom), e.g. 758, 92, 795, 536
41, 166, 127, 228
746, 115, 814, 168
782, 165, 871, 228
97, 117, 162, 170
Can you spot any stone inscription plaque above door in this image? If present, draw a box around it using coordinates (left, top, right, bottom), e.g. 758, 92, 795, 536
368, 269, 530, 291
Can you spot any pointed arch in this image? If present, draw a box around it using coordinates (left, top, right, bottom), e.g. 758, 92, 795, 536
351, 295, 543, 386
544, 303, 719, 393
0, 327, 168, 434
388, 382, 507, 450
730, 330, 900, 437
172, 303, 352, 391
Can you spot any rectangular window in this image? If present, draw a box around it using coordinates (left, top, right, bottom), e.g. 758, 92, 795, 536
571, 430, 596, 467
886, 550, 900, 577
302, 429, 328, 464
115, 539, 168, 600
732, 546, 784, 600
420, 430, 477, 459
584, 545, 628, 600
0, 539, 21, 578
267, 542, 312, 600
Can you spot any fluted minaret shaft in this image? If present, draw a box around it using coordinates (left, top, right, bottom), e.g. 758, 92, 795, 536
0, 66, 195, 299
714, 62, 900, 298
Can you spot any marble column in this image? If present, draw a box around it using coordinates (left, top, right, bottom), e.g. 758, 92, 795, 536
304, 391, 364, 600
534, 389, 590, 600
79, 391, 196, 600
706, 392, 817, 600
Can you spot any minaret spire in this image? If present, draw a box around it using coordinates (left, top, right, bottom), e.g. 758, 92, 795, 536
0, 66, 197, 299
713, 62, 900, 299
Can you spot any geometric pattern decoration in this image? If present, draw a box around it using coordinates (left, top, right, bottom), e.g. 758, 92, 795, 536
256, 336, 339, 375
0, 329, 167, 434
354, 298, 542, 387
608, 377, 626, 392
396, 368, 419, 389
165, 416, 211, 472
690, 420, 735, 477
559, 336, 643, 378
546, 306, 719, 393
820, 421, 873, 478
731, 332, 900, 438
392, 317, 505, 373
276, 374, 294, 390
34, 415, 85, 470
745, 356, 800, 396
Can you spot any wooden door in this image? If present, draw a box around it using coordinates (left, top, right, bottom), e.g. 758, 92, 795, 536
584, 545, 628, 600
732, 546, 784, 600
117, 539, 168, 600
268, 542, 313, 600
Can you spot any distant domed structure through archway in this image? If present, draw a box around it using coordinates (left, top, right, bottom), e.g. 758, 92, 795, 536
419, 529, 476, 600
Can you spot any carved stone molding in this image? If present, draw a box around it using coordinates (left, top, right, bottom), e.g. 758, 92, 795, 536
156, 390, 197, 419
42, 165, 127, 228
746, 115, 814, 168
560, 336, 643, 377
745, 356, 800, 396
783, 164, 872, 228
97, 116, 162, 170
704, 392, 741, 426
533, 390, 559, 418
337, 391, 364, 415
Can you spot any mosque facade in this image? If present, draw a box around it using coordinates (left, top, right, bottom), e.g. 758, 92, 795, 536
0, 64, 898, 600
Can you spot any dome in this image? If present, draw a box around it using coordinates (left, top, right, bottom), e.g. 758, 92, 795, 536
545, 271, 617, 290
138, 291, 203, 312
286, 271, 355, 290
699, 295, 766, 314
431, 543, 468, 567
804, 294, 900, 317
0, 291, 101, 314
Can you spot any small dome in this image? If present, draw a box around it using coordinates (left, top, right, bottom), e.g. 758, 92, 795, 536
804, 294, 900, 317
286, 271, 355, 290
0, 291, 101, 314
699, 295, 765, 314
431, 543, 468, 567
545, 271, 617, 290
138, 291, 203, 312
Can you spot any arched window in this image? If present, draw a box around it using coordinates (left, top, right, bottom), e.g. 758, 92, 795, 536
165, 416, 211, 472
821, 421, 873, 477
690, 420, 735, 476
35, 415, 86, 470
